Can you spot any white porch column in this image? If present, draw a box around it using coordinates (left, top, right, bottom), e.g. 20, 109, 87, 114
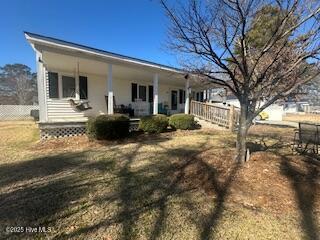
206, 89, 210, 101
184, 78, 190, 114
36, 51, 47, 122
153, 73, 159, 115
107, 64, 114, 114
75, 63, 80, 100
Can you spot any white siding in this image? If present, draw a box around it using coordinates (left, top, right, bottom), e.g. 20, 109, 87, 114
44, 70, 186, 122
45, 72, 110, 122
47, 99, 87, 122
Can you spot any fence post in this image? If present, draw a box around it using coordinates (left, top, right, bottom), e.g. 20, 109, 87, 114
229, 105, 235, 131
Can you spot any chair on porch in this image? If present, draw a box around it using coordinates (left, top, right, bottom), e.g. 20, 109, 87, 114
105, 96, 134, 117
158, 103, 169, 115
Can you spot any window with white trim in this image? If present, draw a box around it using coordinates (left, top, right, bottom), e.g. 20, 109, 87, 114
48, 72, 59, 98
47, 72, 87, 99
131, 83, 148, 102
79, 76, 88, 99
62, 76, 76, 98
139, 85, 147, 102
131, 83, 138, 102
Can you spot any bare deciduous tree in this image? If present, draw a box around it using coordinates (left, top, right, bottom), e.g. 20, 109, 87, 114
15, 73, 34, 105
161, 0, 320, 162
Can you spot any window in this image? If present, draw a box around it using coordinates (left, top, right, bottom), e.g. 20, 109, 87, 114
171, 90, 178, 110
132, 83, 147, 102
62, 76, 75, 98
79, 76, 88, 99
131, 83, 137, 102
148, 85, 153, 103
191, 91, 195, 100
48, 72, 59, 98
179, 89, 185, 104
200, 92, 204, 102
139, 85, 147, 101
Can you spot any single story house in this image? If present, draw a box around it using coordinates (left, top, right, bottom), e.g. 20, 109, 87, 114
25, 32, 209, 138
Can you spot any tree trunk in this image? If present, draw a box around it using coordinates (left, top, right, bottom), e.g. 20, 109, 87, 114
236, 104, 250, 163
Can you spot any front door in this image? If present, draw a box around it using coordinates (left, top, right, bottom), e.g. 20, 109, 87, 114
171, 90, 178, 110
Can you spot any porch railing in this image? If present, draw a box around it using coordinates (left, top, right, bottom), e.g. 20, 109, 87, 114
190, 100, 239, 131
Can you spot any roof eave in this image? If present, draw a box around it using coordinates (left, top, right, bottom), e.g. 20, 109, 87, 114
24, 32, 185, 74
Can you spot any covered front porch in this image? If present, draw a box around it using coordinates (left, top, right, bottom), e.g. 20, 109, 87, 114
39, 51, 204, 122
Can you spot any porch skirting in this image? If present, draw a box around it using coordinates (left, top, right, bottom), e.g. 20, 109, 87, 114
39, 122, 87, 140
38, 119, 141, 140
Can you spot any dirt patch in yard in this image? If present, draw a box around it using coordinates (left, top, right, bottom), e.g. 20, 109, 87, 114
175, 145, 319, 215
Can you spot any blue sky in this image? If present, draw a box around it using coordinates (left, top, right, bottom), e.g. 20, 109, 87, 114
0, 0, 177, 72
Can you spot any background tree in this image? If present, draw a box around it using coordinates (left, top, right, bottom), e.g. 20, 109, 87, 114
161, 0, 320, 162
0, 64, 37, 105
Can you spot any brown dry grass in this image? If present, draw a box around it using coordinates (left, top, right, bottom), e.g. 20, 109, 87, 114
283, 113, 320, 124
0, 121, 319, 240
0, 121, 39, 164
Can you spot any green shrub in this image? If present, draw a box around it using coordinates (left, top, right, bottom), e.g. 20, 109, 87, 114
139, 114, 168, 133
86, 114, 129, 140
169, 114, 196, 130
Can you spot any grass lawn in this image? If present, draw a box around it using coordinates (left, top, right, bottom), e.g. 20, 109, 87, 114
283, 113, 320, 124
0, 121, 319, 240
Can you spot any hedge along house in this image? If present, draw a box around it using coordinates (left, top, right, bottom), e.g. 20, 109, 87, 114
25, 32, 208, 139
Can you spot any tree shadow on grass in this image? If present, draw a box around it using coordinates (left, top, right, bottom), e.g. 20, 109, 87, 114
53, 142, 173, 239
237, 129, 319, 240
280, 155, 320, 240
0, 152, 90, 188
146, 143, 241, 240
170, 146, 241, 240
0, 151, 116, 239
197, 159, 241, 240
1, 132, 242, 240
52, 136, 176, 239
58, 137, 241, 240
237, 131, 319, 239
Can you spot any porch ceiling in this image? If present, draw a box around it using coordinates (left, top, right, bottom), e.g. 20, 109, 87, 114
43, 51, 191, 87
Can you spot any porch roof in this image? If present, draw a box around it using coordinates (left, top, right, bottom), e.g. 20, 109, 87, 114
25, 31, 184, 74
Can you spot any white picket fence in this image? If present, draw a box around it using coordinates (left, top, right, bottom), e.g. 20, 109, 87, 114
0, 105, 39, 120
